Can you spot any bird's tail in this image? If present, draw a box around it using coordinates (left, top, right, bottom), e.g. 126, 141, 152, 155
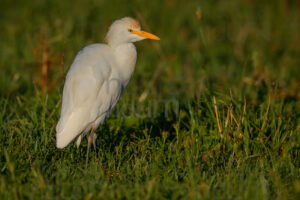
56, 112, 89, 149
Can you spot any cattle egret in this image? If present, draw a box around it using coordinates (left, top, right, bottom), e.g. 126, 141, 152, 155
56, 17, 159, 161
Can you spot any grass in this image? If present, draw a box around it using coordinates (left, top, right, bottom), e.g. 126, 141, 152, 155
0, 0, 299, 199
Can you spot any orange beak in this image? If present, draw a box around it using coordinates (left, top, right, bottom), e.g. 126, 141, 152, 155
131, 30, 160, 40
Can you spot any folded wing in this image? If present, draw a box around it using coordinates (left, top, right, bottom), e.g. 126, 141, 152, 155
56, 44, 115, 148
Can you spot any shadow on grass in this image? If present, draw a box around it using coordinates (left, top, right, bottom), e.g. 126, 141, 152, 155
98, 109, 180, 152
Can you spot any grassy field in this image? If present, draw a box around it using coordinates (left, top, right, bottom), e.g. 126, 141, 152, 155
1, 0, 300, 199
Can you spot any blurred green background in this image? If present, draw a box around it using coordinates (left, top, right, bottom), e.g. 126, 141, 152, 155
1, 0, 299, 100
0, 0, 299, 199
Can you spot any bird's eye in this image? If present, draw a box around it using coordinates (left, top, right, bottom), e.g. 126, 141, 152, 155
128, 29, 133, 32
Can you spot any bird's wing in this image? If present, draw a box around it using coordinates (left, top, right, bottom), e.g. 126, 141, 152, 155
96, 77, 124, 118
56, 46, 114, 148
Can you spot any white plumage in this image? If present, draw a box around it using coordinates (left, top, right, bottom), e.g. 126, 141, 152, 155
56, 17, 159, 150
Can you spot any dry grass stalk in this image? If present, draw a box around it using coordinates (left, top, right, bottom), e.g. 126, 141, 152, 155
33, 34, 67, 94
41, 41, 50, 93
225, 106, 230, 128
231, 112, 240, 130
213, 96, 223, 137
259, 96, 271, 137
229, 90, 241, 130
242, 96, 246, 123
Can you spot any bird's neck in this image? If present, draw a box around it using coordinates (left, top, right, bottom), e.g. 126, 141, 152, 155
111, 43, 137, 84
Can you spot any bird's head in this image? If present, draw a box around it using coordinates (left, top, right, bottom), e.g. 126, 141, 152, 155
105, 17, 160, 46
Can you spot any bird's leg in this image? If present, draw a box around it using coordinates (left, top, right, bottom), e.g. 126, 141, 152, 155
92, 132, 97, 151
85, 134, 92, 164
85, 123, 96, 165
90, 123, 97, 151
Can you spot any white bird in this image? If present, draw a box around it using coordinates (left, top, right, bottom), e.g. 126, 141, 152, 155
56, 17, 159, 160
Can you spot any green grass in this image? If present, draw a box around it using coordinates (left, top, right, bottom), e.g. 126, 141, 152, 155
0, 0, 299, 199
